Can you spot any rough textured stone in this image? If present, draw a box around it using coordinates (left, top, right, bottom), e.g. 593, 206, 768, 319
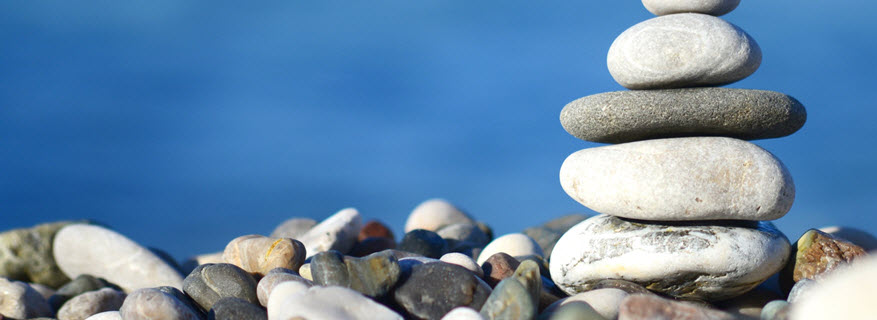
57, 288, 125, 320
819, 226, 877, 251
544, 288, 628, 320
267, 282, 402, 320
523, 214, 588, 260
297, 208, 362, 258
607, 13, 760, 89
269, 218, 317, 239
761, 300, 789, 320
49, 275, 120, 311
550, 214, 790, 301
359, 220, 395, 241
642, 0, 740, 16
120, 288, 201, 320
182, 263, 258, 312
256, 268, 312, 307
0, 221, 77, 288
349, 237, 397, 257
441, 252, 484, 278
405, 199, 476, 233
222, 234, 306, 276
790, 254, 877, 319
0, 277, 53, 319
480, 260, 541, 320
560, 88, 806, 144
398, 229, 449, 259
53, 224, 184, 292
560, 137, 795, 221
477, 233, 543, 265
394, 262, 493, 320
311, 250, 400, 298
208, 297, 266, 320
781, 229, 867, 292
619, 294, 737, 320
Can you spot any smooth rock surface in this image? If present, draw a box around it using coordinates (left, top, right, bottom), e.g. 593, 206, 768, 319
607, 13, 761, 89
442, 307, 486, 320
642, 0, 740, 16
477, 233, 543, 265
0, 277, 53, 319
297, 208, 362, 258
523, 214, 588, 260
787, 278, 817, 304
550, 214, 790, 301
53, 224, 184, 292
57, 288, 125, 320
256, 268, 312, 307
399, 229, 449, 259
560, 88, 807, 144
359, 220, 395, 241
269, 218, 317, 239
208, 297, 266, 320
181, 252, 225, 275
544, 288, 628, 320
441, 252, 484, 278
182, 263, 259, 311
761, 300, 790, 320
438, 223, 491, 251
541, 301, 605, 320
85, 311, 122, 320
311, 250, 401, 298
156, 286, 206, 320
618, 294, 737, 320
481, 253, 520, 288
405, 199, 476, 233
0, 221, 76, 288
222, 234, 306, 276
781, 229, 867, 292
791, 254, 877, 319
480, 261, 541, 320
560, 137, 795, 221
119, 288, 201, 320
267, 282, 402, 320
49, 275, 120, 311
394, 262, 492, 320
713, 285, 782, 318
349, 237, 397, 257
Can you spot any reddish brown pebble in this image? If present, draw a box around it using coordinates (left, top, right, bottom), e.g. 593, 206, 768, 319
781, 229, 868, 292
481, 252, 520, 288
348, 237, 397, 257
358, 220, 395, 241
619, 294, 737, 320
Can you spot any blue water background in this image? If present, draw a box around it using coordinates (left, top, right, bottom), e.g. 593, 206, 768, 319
2, 1, 876, 260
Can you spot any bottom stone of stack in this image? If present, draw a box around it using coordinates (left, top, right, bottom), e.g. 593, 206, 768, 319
549, 214, 790, 301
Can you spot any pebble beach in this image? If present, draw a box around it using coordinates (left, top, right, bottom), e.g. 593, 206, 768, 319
3, 0, 877, 320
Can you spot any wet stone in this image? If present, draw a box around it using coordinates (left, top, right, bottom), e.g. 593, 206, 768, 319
0, 221, 78, 288
781, 229, 867, 292
49, 275, 120, 311
57, 287, 126, 320
222, 234, 306, 276
182, 263, 258, 312
120, 288, 202, 320
398, 229, 449, 259
208, 297, 266, 320
311, 250, 400, 298
393, 262, 492, 320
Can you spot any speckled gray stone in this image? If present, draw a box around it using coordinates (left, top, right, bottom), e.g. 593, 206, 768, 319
182, 263, 258, 312
560, 137, 795, 221
550, 214, 790, 301
394, 262, 493, 319
480, 260, 541, 320
57, 287, 126, 320
311, 250, 401, 298
607, 13, 761, 89
560, 88, 807, 144
208, 297, 266, 320
120, 288, 201, 320
642, 0, 740, 16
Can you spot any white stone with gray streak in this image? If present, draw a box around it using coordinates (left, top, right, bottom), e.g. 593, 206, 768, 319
607, 13, 761, 89
549, 214, 790, 301
642, 0, 740, 16
560, 137, 795, 221
297, 208, 363, 258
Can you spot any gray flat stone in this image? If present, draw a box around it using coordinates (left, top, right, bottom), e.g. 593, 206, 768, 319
607, 13, 761, 89
560, 137, 795, 221
550, 214, 790, 301
642, 0, 740, 16
560, 88, 806, 144
120, 288, 201, 320
182, 263, 258, 312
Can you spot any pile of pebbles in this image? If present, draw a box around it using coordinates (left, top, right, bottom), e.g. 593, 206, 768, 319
1, 1, 876, 320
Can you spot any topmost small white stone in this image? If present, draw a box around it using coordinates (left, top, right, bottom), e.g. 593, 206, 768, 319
642, 0, 741, 16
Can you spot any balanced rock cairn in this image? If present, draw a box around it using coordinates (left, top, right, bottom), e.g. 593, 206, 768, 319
550, 0, 808, 302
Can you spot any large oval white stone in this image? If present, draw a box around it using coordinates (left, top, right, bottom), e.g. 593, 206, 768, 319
560, 137, 794, 221
642, 0, 740, 16
607, 13, 761, 89
53, 224, 184, 292
549, 214, 790, 301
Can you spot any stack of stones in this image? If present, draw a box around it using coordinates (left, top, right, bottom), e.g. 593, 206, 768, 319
550, 0, 808, 303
